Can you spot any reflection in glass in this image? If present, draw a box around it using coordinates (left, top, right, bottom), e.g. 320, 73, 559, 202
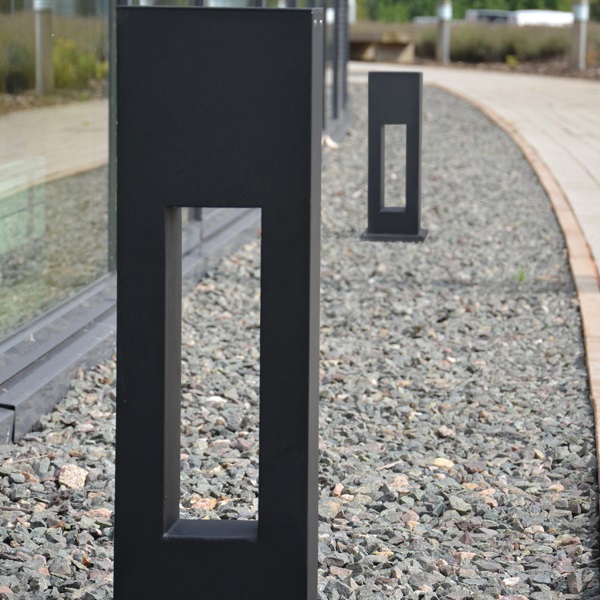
0, 4, 109, 340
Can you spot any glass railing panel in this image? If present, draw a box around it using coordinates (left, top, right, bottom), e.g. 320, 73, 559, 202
0, 4, 109, 340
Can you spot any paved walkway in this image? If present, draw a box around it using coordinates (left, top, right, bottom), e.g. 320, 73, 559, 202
350, 61, 600, 459
1, 68, 599, 443
0, 99, 108, 197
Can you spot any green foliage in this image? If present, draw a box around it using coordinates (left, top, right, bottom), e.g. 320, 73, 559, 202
0, 12, 108, 93
515, 268, 527, 283
364, 20, 600, 65
357, 0, 588, 22
447, 23, 569, 62
593, 0, 600, 21
4, 41, 29, 69
377, 1, 411, 22
0, 12, 33, 92
414, 26, 437, 55
53, 37, 105, 89
590, 23, 600, 62
398, 20, 600, 64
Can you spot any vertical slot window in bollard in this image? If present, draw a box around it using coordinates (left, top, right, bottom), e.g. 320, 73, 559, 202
116, 7, 323, 600
179, 210, 262, 523
383, 124, 407, 208
362, 72, 427, 243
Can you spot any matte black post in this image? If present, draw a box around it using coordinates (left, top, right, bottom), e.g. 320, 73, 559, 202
362, 72, 427, 243
116, 7, 323, 599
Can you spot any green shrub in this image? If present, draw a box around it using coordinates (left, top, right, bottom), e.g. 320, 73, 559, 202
53, 37, 102, 89
362, 19, 600, 66
589, 22, 600, 64
451, 24, 508, 61
448, 23, 569, 62
1, 40, 34, 93
357, 0, 585, 22
510, 26, 569, 60
0, 12, 33, 93
410, 21, 584, 63
0, 12, 108, 93
415, 26, 437, 58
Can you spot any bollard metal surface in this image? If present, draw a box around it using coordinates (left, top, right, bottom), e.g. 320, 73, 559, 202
362, 72, 427, 243
34, 0, 53, 95
571, 0, 589, 70
436, 0, 452, 64
116, 7, 323, 599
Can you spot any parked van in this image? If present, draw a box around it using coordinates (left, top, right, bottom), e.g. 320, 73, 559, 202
508, 10, 574, 26
466, 8, 574, 26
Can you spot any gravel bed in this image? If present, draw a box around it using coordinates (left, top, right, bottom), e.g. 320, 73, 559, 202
0, 83, 598, 599
0, 166, 108, 337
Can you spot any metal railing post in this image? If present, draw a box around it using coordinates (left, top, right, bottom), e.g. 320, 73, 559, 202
571, 0, 589, 70
34, 0, 54, 95
436, 0, 452, 65
362, 72, 427, 243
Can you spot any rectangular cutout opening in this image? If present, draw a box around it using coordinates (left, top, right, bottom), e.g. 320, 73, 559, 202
384, 124, 407, 208
180, 208, 261, 523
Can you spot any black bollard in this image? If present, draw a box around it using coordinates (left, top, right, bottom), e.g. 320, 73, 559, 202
362, 72, 427, 243
116, 7, 323, 599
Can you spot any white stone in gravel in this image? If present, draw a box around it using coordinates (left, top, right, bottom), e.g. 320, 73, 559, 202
503, 576, 521, 587
432, 457, 454, 469
437, 425, 455, 438
57, 464, 88, 490
207, 395, 228, 404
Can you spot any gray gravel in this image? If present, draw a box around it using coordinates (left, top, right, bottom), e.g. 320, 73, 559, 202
0, 83, 598, 599
0, 166, 108, 337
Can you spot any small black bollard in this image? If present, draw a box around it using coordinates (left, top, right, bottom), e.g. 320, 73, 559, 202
362, 72, 427, 243
116, 7, 323, 599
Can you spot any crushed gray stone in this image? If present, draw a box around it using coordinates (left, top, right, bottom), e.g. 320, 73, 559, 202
0, 82, 598, 599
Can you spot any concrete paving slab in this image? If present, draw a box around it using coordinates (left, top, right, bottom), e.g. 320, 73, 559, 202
0, 99, 108, 186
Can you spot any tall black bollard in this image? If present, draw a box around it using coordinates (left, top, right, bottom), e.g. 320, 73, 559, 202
362, 72, 427, 243
116, 7, 323, 599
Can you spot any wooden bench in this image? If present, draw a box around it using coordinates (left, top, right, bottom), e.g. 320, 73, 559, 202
350, 23, 415, 63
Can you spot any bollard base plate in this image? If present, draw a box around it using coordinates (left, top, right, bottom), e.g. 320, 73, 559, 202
361, 228, 428, 243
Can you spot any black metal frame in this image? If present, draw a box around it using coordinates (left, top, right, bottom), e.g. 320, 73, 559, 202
116, 7, 322, 599
362, 72, 427, 243
332, 0, 348, 122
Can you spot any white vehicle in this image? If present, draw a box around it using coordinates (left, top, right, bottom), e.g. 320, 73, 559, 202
508, 9, 574, 26
466, 8, 574, 26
